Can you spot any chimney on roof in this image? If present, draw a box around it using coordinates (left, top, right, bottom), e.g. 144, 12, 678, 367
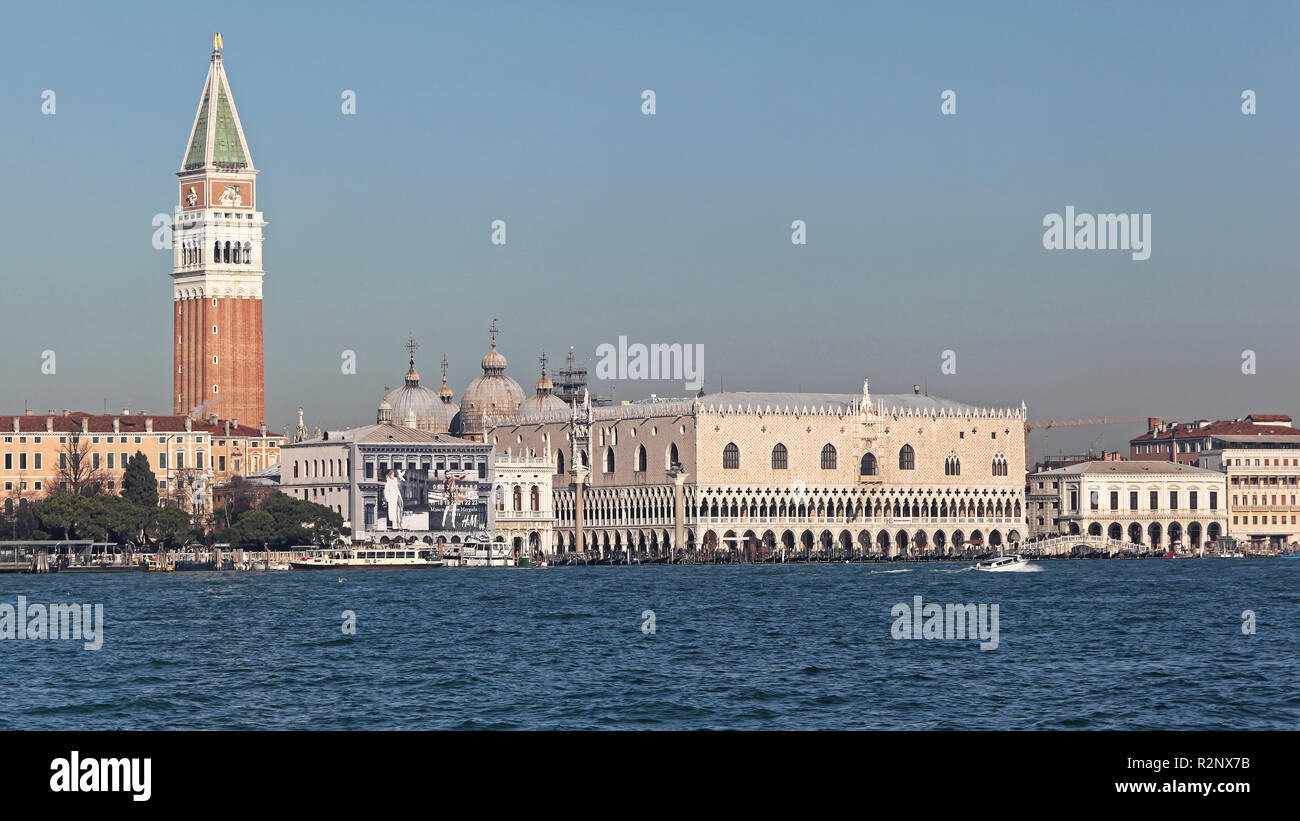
185, 417, 192, 432
45, 416, 53, 433
259, 421, 267, 436
1147, 417, 1161, 431
122, 408, 130, 416
224, 420, 231, 435
24, 409, 33, 416
145, 418, 154, 433
113, 417, 120, 433
208, 413, 219, 425
10, 418, 17, 433
231, 418, 239, 429
62, 409, 70, 417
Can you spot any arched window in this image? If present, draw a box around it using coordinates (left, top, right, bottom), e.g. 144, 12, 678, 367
860, 453, 877, 476
557, 450, 565, 475
723, 442, 740, 470
214, 240, 221, 261
668, 442, 680, 469
945, 456, 961, 476
513, 485, 523, 511
223, 241, 231, 263
604, 447, 615, 473
899, 445, 915, 470
531, 486, 540, 511
820, 444, 837, 470
232, 243, 240, 264
243, 241, 252, 263
635, 444, 647, 472
771, 443, 788, 470
495, 486, 505, 511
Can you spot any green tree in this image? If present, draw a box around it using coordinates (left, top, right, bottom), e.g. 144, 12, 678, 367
33, 494, 90, 539
261, 494, 346, 547
217, 476, 261, 530
214, 525, 242, 546
235, 510, 276, 548
94, 495, 147, 545
148, 506, 192, 548
122, 451, 159, 509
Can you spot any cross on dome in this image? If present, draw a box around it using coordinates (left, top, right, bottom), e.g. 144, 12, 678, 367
403, 336, 421, 386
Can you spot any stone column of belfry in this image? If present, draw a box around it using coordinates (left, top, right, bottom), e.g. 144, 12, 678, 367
171, 34, 266, 426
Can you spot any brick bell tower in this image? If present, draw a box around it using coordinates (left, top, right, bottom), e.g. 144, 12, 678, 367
171, 33, 265, 426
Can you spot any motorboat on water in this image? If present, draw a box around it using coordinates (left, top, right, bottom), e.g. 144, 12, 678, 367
243, 558, 292, 571
290, 546, 444, 570
460, 542, 516, 567
975, 554, 1033, 572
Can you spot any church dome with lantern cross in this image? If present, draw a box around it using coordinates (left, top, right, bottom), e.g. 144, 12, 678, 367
453, 319, 525, 440
377, 337, 455, 433
519, 350, 570, 416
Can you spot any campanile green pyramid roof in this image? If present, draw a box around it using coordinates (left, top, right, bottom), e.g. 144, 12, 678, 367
181, 43, 254, 173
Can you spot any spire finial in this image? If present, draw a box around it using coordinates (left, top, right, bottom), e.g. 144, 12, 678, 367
213, 32, 223, 52
402, 336, 421, 387
441, 354, 449, 383
489, 317, 500, 349
539, 349, 549, 378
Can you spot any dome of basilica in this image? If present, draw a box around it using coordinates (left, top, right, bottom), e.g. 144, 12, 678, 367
454, 323, 525, 440
518, 354, 569, 416
377, 345, 456, 433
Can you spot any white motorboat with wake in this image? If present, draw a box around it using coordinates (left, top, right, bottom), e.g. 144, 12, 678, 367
975, 554, 1034, 572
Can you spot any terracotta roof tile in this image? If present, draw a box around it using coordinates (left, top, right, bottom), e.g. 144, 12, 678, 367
0, 412, 275, 438
1131, 418, 1300, 442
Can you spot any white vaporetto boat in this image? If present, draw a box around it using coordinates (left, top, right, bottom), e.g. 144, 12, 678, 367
290, 547, 444, 570
975, 554, 1033, 572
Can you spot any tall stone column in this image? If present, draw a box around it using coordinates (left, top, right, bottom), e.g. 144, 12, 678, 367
573, 466, 589, 554
671, 469, 688, 557
569, 389, 593, 556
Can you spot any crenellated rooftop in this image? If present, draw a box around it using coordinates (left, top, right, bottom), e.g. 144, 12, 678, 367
497, 387, 1027, 428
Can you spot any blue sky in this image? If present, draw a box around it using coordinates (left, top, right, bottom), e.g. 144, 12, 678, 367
1, 1, 1296, 460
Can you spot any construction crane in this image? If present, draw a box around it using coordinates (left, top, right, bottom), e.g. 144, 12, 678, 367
1021, 417, 1168, 471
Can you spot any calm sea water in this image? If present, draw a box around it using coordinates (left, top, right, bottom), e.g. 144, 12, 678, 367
1, 560, 1297, 730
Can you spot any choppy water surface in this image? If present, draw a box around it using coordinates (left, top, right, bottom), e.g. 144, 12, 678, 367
2, 560, 1297, 729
